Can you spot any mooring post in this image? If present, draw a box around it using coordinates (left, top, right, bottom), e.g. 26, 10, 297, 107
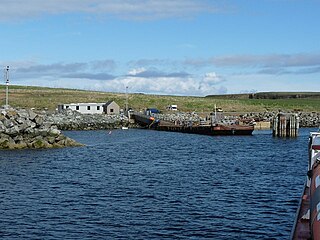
272, 113, 299, 137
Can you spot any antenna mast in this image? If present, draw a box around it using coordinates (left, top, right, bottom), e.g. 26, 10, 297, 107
125, 86, 128, 113
5, 66, 9, 108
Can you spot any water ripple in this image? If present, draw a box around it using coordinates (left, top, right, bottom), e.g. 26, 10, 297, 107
0, 128, 315, 239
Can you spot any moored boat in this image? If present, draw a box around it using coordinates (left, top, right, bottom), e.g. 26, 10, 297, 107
132, 112, 254, 136
156, 121, 254, 136
291, 132, 320, 239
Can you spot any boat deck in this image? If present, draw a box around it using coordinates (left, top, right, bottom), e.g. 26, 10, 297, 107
157, 122, 254, 136
291, 182, 311, 239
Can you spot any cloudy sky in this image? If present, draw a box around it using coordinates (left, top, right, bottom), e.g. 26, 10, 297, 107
1, 0, 319, 96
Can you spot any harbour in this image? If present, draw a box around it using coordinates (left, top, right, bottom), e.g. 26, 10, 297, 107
1, 1, 319, 239
0, 128, 313, 239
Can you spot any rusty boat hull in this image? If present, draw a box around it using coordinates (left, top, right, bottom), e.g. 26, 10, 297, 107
155, 123, 254, 136
291, 132, 320, 239
132, 113, 254, 136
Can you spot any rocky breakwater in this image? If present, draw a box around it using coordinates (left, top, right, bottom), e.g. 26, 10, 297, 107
0, 107, 83, 149
44, 109, 130, 130
298, 112, 320, 127
154, 112, 201, 123
226, 111, 320, 128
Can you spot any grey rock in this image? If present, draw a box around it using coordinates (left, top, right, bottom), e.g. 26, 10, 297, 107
5, 125, 20, 136
17, 109, 29, 119
28, 110, 37, 120
0, 107, 83, 149
3, 118, 15, 128
34, 115, 44, 126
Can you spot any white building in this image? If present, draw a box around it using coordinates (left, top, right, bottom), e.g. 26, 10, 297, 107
57, 101, 120, 115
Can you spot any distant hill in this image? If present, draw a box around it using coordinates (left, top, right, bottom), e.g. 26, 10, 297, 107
1, 85, 320, 112
206, 92, 320, 100
249, 92, 320, 99
205, 94, 250, 99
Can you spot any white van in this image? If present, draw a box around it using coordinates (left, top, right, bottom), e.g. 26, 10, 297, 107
168, 105, 178, 111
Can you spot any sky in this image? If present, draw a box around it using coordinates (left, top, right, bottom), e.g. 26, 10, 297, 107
1, 0, 320, 96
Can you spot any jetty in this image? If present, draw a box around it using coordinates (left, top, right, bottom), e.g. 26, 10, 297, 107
131, 113, 254, 136
291, 132, 320, 239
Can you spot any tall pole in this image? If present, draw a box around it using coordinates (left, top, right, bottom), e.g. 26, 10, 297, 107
5, 66, 9, 108
125, 86, 128, 112
214, 104, 217, 124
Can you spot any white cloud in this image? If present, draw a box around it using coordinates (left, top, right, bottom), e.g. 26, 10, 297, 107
102, 75, 226, 96
127, 68, 147, 76
0, 0, 222, 22
12, 70, 226, 96
202, 72, 224, 84
198, 72, 226, 94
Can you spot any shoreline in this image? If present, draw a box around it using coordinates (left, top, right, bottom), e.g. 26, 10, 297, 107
44, 110, 320, 130
2, 107, 320, 150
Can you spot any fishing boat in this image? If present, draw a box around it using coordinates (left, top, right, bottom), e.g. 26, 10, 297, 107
291, 132, 320, 239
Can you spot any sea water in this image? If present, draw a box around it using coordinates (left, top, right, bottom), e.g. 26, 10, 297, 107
0, 128, 315, 239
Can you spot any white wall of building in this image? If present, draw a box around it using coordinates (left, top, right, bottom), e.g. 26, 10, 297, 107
62, 103, 105, 114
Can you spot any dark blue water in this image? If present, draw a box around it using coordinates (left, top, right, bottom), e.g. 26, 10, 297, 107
0, 128, 315, 239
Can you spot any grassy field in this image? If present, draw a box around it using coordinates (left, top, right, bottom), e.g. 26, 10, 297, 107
1, 85, 320, 113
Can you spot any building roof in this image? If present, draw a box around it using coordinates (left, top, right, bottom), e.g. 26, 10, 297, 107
105, 101, 118, 106
65, 103, 106, 106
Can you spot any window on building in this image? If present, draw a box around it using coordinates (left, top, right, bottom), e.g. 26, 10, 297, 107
110, 109, 114, 113
66, 105, 69, 109
97, 106, 100, 110
87, 106, 91, 110
76, 106, 79, 110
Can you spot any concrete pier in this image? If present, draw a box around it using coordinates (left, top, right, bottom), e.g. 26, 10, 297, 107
272, 113, 299, 137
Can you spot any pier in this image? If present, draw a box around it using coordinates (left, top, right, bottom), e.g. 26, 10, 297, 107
131, 113, 254, 136
272, 113, 299, 137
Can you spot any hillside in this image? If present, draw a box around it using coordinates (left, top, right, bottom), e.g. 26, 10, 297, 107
1, 85, 320, 113
206, 92, 320, 99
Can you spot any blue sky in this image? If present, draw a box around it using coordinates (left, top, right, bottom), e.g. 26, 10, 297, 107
1, 0, 320, 96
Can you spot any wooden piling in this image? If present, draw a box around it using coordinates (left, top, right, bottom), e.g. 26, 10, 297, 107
272, 113, 299, 137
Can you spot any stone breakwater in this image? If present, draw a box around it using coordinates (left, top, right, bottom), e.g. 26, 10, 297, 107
298, 112, 320, 127
0, 107, 83, 149
44, 109, 132, 130
239, 112, 320, 127
48, 110, 318, 129
2, 107, 319, 150
153, 111, 320, 128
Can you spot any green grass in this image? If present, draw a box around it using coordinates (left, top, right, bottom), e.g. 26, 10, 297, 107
1, 85, 320, 113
